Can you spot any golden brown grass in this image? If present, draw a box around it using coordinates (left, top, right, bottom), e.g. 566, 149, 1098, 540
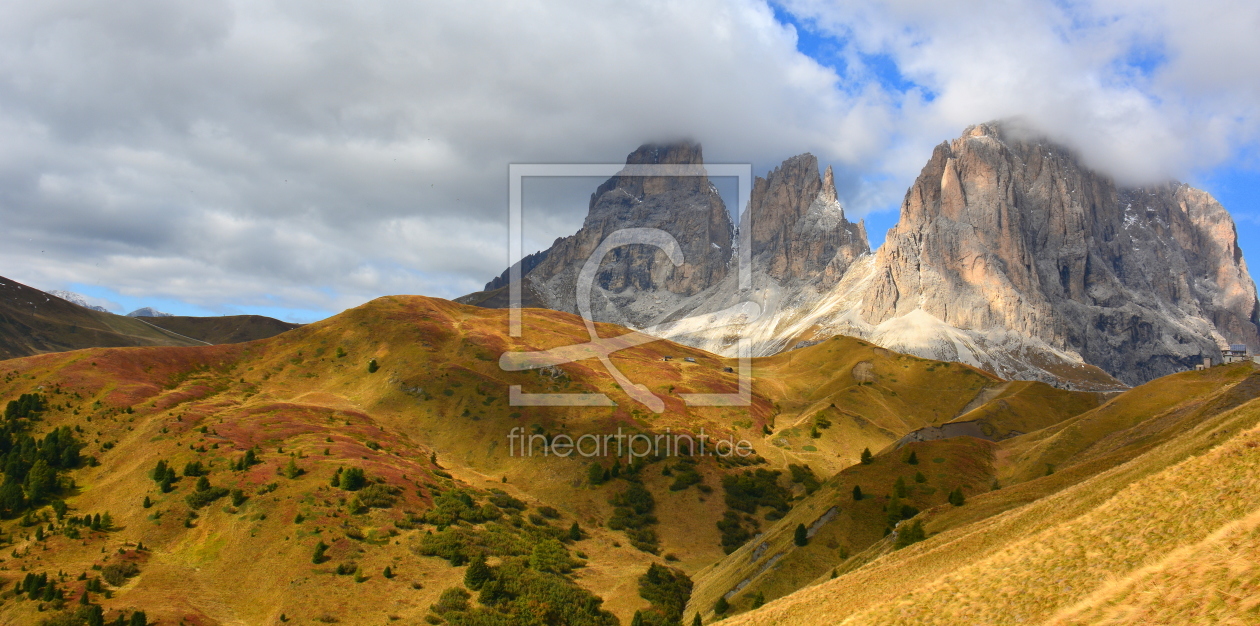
723, 364, 1260, 626
0, 295, 1201, 625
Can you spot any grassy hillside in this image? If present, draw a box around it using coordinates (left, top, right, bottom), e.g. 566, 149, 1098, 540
722, 362, 1260, 625
0, 296, 785, 623
0, 277, 296, 360
0, 277, 204, 359
0, 294, 1155, 624
747, 337, 1103, 477
689, 436, 997, 622
138, 315, 300, 345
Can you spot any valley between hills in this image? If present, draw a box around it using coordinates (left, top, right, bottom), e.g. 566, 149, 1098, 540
0, 295, 1257, 625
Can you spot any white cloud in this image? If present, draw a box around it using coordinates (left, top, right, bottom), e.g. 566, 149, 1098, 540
784, 0, 1260, 186
0, 0, 1257, 316
0, 0, 883, 310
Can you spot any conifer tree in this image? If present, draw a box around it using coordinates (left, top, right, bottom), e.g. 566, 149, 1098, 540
887, 492, 903, 527
0, 481, 24, 516
751, 591, 765, 608
464, 553, 491, 590
860, 448, 873, 464
852, 485, 863, 500
793, 523, 808, 546
693, 614, 702, 626
312, 541, 329, 564
283, 457, 302, 479
150, 458, 167, 483
587, 463, 605, 486
85, 605, 105, 626
24, 459, 55, 502
894, 476, 908, 497
948, 487, 965, 507
340, 467, 366, 491
714, 596, 729, 614
894, 519, 926, 549
568, 522, 582, 541
914, 471, 927, 483
906, 450, 919, 465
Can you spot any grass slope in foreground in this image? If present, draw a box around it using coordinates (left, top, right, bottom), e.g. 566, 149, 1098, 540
720, 362, 1260, 625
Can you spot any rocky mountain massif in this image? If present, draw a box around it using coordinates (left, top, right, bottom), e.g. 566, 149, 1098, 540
463, 123, 1260, 387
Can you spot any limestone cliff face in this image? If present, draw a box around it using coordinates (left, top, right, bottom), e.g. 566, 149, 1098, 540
748, 155, 868, 288
461, 125, 1259, 387
522, 142, 734, 327
857, 123, 1260, 384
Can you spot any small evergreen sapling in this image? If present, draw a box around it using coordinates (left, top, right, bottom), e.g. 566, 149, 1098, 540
714, 596, 729, 614
312, 541, 329, 564
464, 553, 491, 590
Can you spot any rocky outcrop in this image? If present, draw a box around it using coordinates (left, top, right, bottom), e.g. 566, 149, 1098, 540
483, 249, 549, 292
853, 123, 1259, 384
462, 124, 1260, 387
520, 142, 734, 328
749, 155, 868, 288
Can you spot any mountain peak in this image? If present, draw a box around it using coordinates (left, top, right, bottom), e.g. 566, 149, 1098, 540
587, 141, 709, 211
858, 122, 1260, 384
48, 290, 110, 313
821, 164, 838, 204
747, 153, 867, 286
623, 141, 703, 166
127, 307, 173, 318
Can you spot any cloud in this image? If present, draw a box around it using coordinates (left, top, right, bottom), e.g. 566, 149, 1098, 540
783, 0, 1260, 186
0, 0, 887, 310
0, 0, 1257, 316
